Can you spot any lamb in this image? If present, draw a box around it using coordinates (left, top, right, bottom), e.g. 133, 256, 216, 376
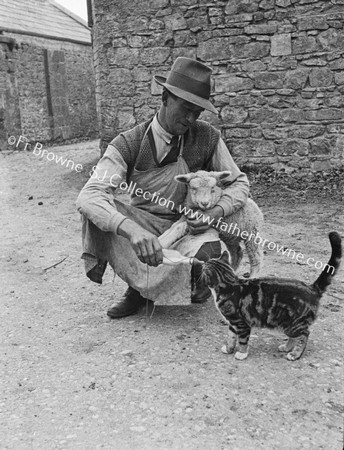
158, 170, 264, 277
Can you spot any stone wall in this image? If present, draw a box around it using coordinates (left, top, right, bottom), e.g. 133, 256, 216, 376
92, 0, 343, 171
0, 37, 21, 149
0, 34, 98, 150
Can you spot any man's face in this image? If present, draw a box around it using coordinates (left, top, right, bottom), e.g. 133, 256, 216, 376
163, 95, 204, 135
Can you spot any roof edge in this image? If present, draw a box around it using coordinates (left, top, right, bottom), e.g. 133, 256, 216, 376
48, 0, 90, 30
1, 28, 91, 46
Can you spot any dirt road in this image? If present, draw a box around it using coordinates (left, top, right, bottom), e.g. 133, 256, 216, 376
1, 140, 343, 449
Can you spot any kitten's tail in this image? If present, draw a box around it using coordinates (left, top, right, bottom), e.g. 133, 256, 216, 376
313, 232, 342, 294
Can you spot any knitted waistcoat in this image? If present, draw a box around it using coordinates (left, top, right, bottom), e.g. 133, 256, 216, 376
109, 118, 221, 181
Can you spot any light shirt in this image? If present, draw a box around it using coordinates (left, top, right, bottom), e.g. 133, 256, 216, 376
76, 117, 250, 234
151, 114, 181, 163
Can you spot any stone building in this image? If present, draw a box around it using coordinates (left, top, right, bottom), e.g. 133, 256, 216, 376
0, 0, 98, 150
88, 0, 343, 171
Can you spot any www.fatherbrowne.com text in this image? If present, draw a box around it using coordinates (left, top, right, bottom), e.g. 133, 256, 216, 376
90, 168, 335, 275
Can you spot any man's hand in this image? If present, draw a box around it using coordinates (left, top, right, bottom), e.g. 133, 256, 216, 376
117, 219, 163, 267
186, 206, 223, 235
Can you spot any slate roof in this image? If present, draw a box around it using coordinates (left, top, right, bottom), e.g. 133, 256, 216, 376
0, 0, 91, 44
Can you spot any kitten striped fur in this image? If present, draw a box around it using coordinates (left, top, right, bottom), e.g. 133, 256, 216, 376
199, 232, 342, 361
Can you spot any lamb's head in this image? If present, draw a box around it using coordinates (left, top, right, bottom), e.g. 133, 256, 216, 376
175, 170, 231, 210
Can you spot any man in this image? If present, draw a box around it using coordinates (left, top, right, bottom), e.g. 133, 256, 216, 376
77, 57, 249, 318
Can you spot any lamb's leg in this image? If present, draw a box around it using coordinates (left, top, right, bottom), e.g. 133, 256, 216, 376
158, 217, 188, 248
217, 233, 243, 272
227, 241, 243, 271
244, 236, 263, 278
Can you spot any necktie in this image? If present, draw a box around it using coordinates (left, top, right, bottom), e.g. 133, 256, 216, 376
160, 136, 180, 166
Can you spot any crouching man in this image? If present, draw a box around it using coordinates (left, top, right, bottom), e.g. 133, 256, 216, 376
76, 57, 249, 318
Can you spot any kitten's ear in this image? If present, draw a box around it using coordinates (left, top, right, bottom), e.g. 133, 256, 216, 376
220, 251, 230, 263
175, 173, 194, 184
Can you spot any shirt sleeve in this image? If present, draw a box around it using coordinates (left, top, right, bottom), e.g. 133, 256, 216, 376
209, 137, 250, 217
76, 144, 129, 233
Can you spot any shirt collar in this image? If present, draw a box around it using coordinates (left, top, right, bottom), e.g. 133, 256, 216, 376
151, 114, 175, 144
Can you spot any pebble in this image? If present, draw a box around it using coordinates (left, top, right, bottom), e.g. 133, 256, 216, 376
129, 389, 141, 394
309, 362, 320, 368
330, 359, 342, 366
130, 426, 146, 432
139, 402, 149, 410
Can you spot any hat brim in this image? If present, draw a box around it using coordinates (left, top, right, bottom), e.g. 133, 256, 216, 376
154, 75, 218, 115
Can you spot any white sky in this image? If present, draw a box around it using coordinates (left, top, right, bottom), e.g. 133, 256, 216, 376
54, 0, 88, 21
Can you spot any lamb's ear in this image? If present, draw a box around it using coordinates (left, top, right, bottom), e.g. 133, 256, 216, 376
175, 173, 194, 184
215, 170, 232, 181
207, 171, 231, 183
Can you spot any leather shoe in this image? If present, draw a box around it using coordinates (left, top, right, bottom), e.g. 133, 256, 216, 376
107, 287, 153, 319
191, 285, 211, 303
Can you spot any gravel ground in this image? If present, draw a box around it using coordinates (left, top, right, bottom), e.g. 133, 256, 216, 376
1, 140, 343, 450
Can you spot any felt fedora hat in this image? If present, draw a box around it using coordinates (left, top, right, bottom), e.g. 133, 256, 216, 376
154, 57, 218, 114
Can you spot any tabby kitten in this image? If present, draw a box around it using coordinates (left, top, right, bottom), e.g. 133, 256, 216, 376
198, 232, 342, 361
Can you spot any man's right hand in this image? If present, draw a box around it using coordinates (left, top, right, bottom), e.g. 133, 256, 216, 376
117, 218, 163, 267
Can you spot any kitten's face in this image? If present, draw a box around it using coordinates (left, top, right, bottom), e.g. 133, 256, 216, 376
200, 264, 218, 288
199, 251, 233, 288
